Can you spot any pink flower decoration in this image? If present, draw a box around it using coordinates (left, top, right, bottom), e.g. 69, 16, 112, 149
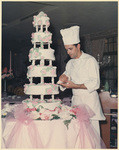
29, 65, 33, 70
24, 86, 27, 92
41, 70, 47, 75
46, 21, 50, 26
28, 53, 31, 59
35, 52, 39, 56
54, 107, 62, 113
38, 20, 42, 24
30, 48, 33, 52
32, 101, 38, 105
23, 103, 27, 108
31, 33, 34, 38
41, 56, 44, 59
46, 88, 53, 94
48, 36, 51, 40
51, 69, 55, 75
70, 107, 80, 115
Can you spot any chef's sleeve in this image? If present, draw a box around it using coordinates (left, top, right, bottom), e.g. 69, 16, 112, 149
84, 58, 100, 93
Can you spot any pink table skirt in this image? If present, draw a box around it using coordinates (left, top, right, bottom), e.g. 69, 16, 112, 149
2, 118, 104, 149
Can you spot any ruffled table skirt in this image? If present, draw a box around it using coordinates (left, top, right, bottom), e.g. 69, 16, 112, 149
2, 118, 105, 148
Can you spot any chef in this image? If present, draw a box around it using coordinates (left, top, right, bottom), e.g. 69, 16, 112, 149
58, 26, 105, 135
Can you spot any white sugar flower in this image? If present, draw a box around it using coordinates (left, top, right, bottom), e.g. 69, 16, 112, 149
27, 103, 34, 109
59, 111, 72, 120
4, 103, 11, 112
30, 111, 40, 119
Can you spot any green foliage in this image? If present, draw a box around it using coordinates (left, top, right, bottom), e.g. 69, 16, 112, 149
51, 114, 60, 120
63, 119, 71, 129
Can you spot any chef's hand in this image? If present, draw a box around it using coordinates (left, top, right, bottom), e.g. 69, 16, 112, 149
59, 74, 68, 83
60, 81, 87, 89
60, 80, 77, 89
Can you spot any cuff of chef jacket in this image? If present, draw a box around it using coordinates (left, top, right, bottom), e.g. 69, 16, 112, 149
59, 85, 66, 91
84, 79, 100, 93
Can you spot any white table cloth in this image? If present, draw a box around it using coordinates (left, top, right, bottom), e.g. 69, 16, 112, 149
2, 118, 102, 149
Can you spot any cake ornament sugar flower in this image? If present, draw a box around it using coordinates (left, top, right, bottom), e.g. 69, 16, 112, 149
51, 69, 55, 75
59, 111, 72, 120
38, 20, 42, 25
29, 111, 40, 119
35, 51, 39, 56
41, 69, 47, 75
31, 33, 34, 38
27, 102, 34, 109
46, 88, 53, 94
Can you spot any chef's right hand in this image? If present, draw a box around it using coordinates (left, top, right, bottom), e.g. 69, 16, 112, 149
59, 74, 68, 83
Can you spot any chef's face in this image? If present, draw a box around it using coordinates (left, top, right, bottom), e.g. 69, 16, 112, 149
64, 44, 80, 59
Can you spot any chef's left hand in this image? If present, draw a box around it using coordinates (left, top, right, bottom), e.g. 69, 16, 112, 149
60, 80, 77, 89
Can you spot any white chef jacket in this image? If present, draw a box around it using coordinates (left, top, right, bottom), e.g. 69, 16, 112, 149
61, 51, 105, 120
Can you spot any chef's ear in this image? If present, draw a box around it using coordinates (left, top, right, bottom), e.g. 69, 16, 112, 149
77, 43, 80, 49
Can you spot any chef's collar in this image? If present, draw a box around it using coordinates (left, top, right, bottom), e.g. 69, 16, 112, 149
74, 51, 84, 60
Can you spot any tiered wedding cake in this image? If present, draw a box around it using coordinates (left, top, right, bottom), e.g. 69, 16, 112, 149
23, 11, 61, 110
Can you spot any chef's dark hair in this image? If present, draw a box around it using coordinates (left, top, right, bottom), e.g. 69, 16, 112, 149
74, 42, 80, 47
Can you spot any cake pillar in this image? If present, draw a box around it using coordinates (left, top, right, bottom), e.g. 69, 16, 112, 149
52, 95, 54, 100
48, 43, 50, 49
32, 60, 35, 65
41, 76, 44, 83
41, 94, 44, 100
52, 77, 54, 84
30, 77, 33, 83
41, 42, 44, 48
49, 60, 52, 66
30, 95, 33, 100
41, 25, 43, 32
36, 26, 38, 32
34, 43, 36, 48
40, 59, 44, 66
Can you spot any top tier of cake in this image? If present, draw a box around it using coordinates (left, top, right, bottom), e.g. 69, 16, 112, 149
32, 11, 50, 27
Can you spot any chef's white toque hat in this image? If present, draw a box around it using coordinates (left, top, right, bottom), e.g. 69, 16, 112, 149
60, 26, 80, 45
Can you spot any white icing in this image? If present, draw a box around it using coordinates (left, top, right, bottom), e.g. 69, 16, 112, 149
23, 12, 61, 111
31, 31, 52, 44
23, 98, 61, 110
29, 48, 55, 61
27, 65, 56, 77
33, 11, 50, 27
24, 83, 59, 95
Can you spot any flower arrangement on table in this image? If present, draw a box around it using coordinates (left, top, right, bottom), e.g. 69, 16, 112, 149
1, 103, 78, 129
2, 67, 14, 79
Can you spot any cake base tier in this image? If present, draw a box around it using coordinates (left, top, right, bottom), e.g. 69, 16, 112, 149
22, 98, 61, 110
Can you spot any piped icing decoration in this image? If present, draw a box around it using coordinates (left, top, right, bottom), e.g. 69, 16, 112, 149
23, 11, 61, 110
24, 83, 35, 93
33, 11, 50, 27
29, 48, 43, 61
31, 31, 52, 44
45, 83, 58, 94
29, 47, 55, 61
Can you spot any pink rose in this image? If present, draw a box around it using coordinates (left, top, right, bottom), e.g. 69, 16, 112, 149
30, 48, 33, 52
32, 101, 38, 105
38, 20, 42, 24
46, 88, 53, 94
29, 65, 33, 70
41, 70, 47, 75
35, 51, 39, 56
46, 21, 50, 26
51, 69, 55, 75
28, 53, 31, 59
